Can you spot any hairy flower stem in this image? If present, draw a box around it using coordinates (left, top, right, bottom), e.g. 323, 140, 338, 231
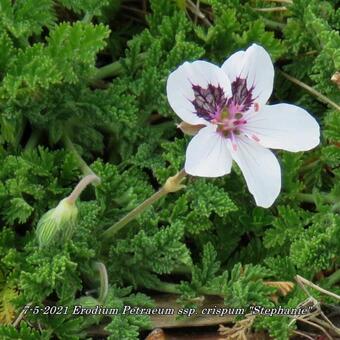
254, 6, 287, 12
90, 53, 147, 83
66, 174, 101, 204
93, 262, 109, 303
262, 18, 285, 30
296, 193, 336, 205
325, 269, 340, 287
101, 169, 187, 239
63, 135, 95, 176
82, 12, 93, 23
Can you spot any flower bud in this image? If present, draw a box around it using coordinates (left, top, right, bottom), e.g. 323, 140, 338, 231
35, 174, 100, 247
36, 198, 78, 248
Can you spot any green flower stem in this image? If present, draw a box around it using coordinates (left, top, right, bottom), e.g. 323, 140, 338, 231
325, 269, 340, 287
332, 202, 340, 213
13, 117, 26, 149
93, 262, 109, 303
101, 169, 187, 239
262, 18, 285, 30
254, 6, 287, 12
66, 174, 100, 204
63, 135, 95, 176
279, 70, 340, 111
295, 193, 336, 205
24, 130, 42, 152
82, 12, 93, 23
90, 52, 147, 83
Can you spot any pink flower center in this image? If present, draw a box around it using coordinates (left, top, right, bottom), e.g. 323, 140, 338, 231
191, 78, 256, 147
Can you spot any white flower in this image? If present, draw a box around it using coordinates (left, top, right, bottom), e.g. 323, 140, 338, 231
166, 44, 320, 208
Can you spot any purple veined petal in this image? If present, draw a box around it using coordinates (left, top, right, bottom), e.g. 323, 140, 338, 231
185, 125, 233, 177
227, 135, 281, 208
167, 60, 232, 125
244, 104, 320, 152
221, 44, 274, 106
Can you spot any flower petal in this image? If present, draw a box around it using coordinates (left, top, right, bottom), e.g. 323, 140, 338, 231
220, 50, 245, 85
228, 136, 281, 208
167, 60, 232, 125
244, 104, 320, 152
185, 125, 232, 177
221, 44, 274, 105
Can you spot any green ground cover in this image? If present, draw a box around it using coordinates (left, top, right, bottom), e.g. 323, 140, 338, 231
0, 0, 339, 339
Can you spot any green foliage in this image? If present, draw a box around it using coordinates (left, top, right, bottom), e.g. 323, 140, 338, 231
104, 286, 153, 340
180, 243, 275, 307
0, 0, 55, 40
290, 212, 339, 275
59, 0, 110, 17
46, 22, 110, 83
0, 0, 339, 339
0, 322, 48, 339
109, 221, 192, 288
0, 147, 79, 226
263, 206, 311, 250
283, 0, 339, 104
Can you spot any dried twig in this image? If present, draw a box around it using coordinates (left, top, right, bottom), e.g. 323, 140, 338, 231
298, 318, 332, 340
310, 316, 340, 337
295, 275, 340, 301
280, 71, 340, 111
293, 330, 316, 340
12, 303, 31, 327
265, 0, 293, 3
187, 0, 212, 26
254, 6, 287, 12
218, 314, 256, 339
292, 275, 340, 338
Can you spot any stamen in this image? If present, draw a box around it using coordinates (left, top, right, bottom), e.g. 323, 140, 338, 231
254, 102, 260, 112
234, 119, 247, 125
230, 132, 237, 151
190, 81, 253, 143
252, 134, 260, 142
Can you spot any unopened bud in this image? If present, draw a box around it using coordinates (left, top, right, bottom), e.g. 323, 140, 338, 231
36, 198, 78, 247
177, 121, 205, 136
36, 174, 99, 247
